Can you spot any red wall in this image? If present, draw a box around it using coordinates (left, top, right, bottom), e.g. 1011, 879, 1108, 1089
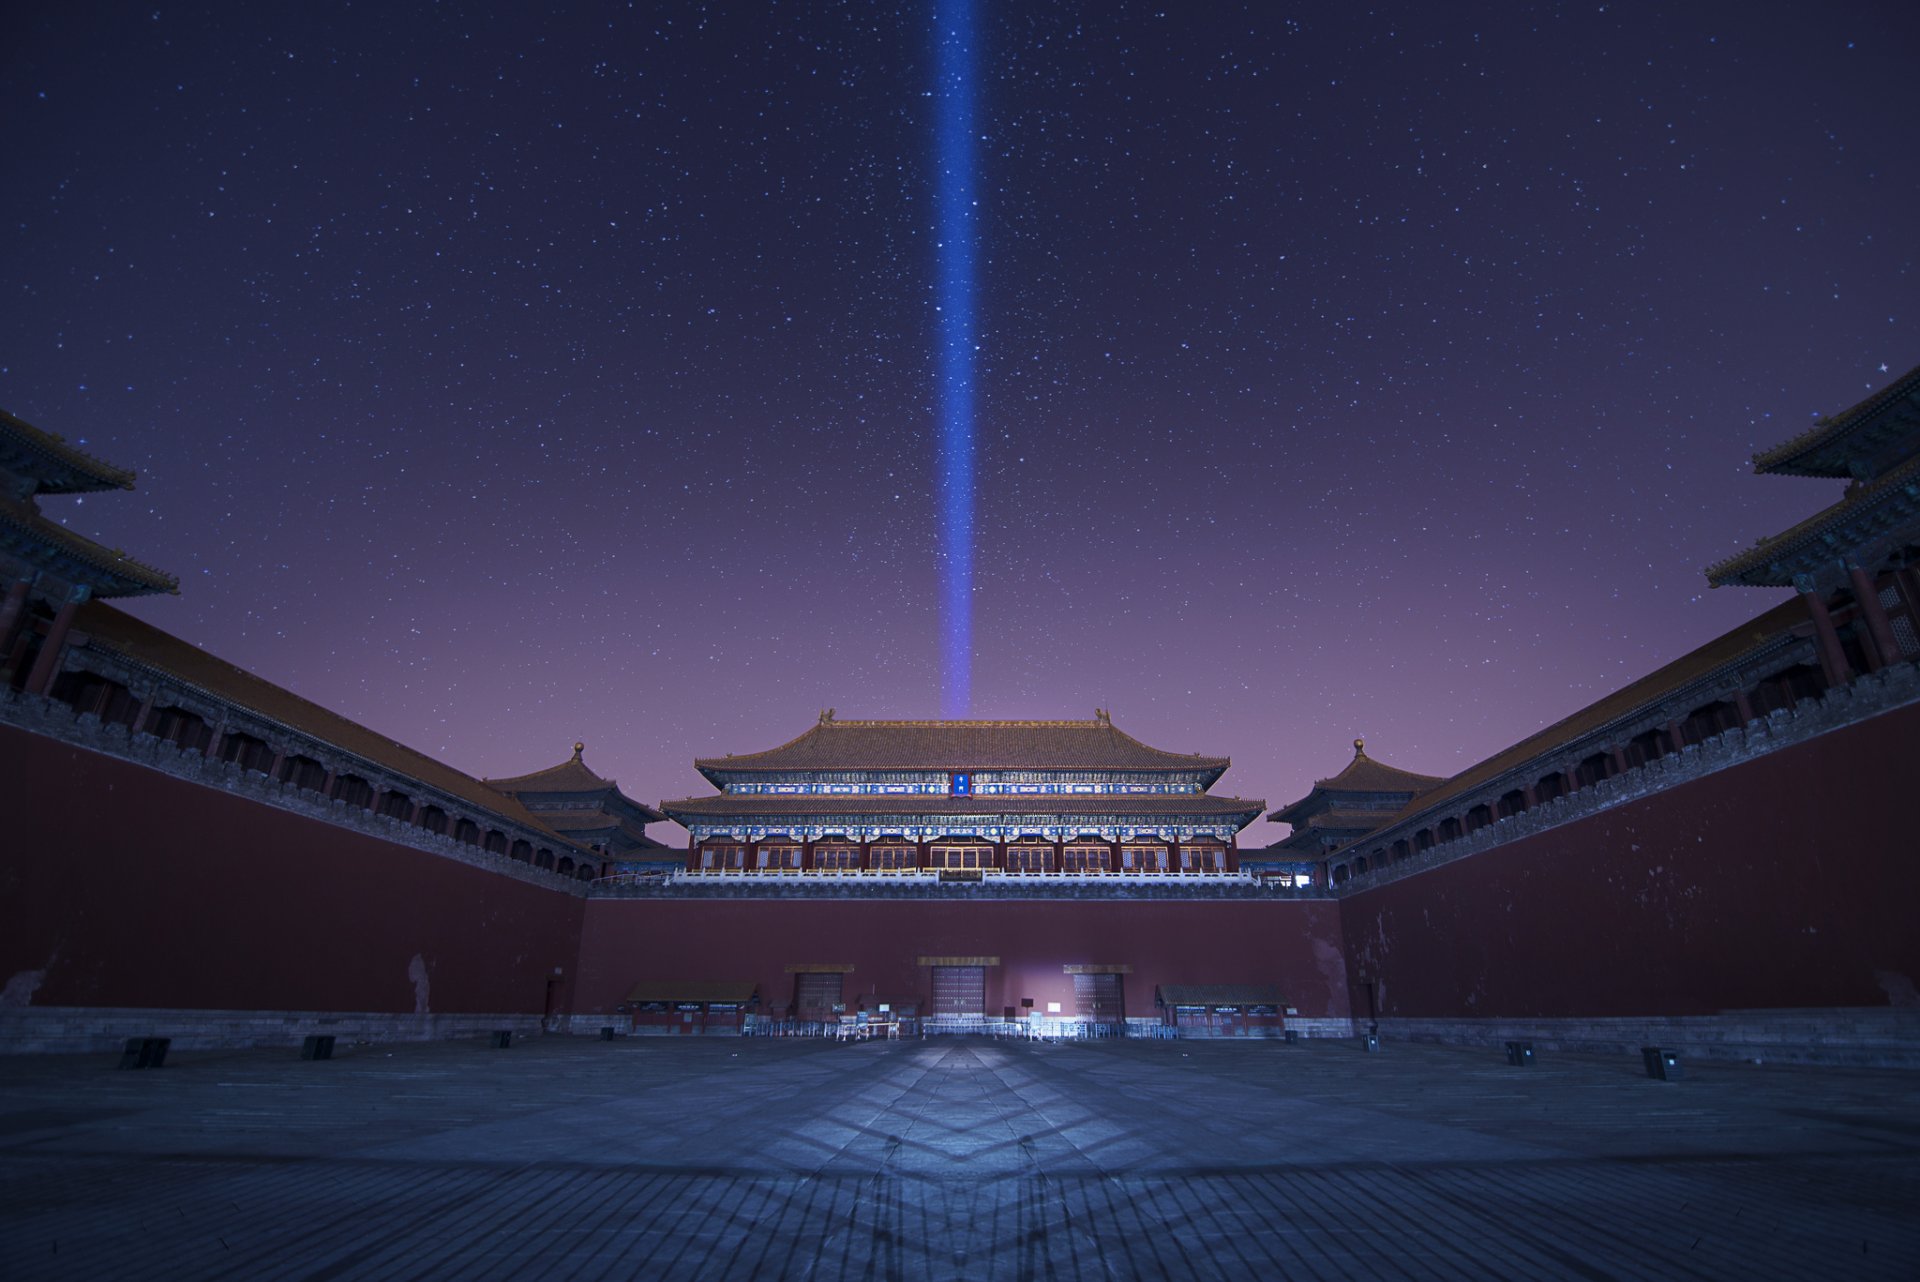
0, 725, 584, 1015
576, 897, 1352, 1021
1339, 701, 1920, 1019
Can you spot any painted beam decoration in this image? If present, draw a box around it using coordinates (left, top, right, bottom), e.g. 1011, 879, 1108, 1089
662, 714, 1264, 876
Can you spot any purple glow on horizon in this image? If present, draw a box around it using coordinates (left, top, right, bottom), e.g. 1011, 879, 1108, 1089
3, 6, 1916, 841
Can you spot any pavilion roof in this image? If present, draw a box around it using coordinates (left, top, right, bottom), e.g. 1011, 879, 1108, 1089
487, 744, 611, 793
0, 408, 138, 494
1312, 742, 1445, 794
485, 744, 667, 823
1269, 740, 1442, 824
70, 602, 593, 854
1297, 808, 1399, 832
530, 809, 666, 848
660, 792, 1265, 824
0, 496, 178, 597
1750, 360, 1920, 478
1703, 450, 1920, 588
694, 712, 1230, 784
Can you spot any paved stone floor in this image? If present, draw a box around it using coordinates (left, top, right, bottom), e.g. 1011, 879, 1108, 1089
2, 1035, 1918, 1280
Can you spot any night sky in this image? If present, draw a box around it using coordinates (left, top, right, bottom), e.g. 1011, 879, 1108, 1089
6, 2, 1917, 840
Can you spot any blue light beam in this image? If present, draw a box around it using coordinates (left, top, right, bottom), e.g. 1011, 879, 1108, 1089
934, 0, 977, 720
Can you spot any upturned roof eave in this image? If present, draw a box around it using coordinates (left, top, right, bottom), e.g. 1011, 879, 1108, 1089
690, 717, 1233, 777
0, 409, 140, 493
1704, 452, 1920, 586
0, 501, 179, 597
1750, 361, 1920, 477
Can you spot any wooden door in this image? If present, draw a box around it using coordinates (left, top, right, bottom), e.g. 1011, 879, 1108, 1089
932, 966, 985, 1017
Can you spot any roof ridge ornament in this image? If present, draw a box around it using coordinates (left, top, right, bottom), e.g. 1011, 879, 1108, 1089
1094, 707, 1110, 725
1354, 737, 1367, 757
572, 741, 585, 762
819, 708, 836, 725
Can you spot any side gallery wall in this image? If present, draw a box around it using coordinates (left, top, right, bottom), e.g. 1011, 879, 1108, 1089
1338, 700, 1920, 1027
0, 724, 586, 1046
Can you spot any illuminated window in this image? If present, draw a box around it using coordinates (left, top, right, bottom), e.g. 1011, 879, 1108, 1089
1005, 843, 1054, 872
930, 844, 992, 870
1063, 843, 1111, 873
813, 844, 859, 870
1183, 845, 1225, 872
702, 844, 746, 869
757, 843, 801, 871
871, 844, 917, 870
1121, 845, 1167, 872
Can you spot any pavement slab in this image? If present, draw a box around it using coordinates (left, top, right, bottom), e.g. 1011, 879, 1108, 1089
1, 1034, 1917, 1279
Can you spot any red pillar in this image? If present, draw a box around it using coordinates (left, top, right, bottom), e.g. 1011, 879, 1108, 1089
1851, 566, 1902, 671
23, 598, 81, 695
1733, 688, 1756, 726
0, 580, 30, 673
1899, 568, 1920, 622
1802, 590, 1852, 688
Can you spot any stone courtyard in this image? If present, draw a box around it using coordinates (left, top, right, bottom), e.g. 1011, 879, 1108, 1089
2, 1034, 1917, 1280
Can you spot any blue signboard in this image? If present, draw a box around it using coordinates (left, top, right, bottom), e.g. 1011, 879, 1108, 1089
951, 772, 971, 797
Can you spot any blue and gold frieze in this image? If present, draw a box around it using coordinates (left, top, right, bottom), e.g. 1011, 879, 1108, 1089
688, 822, 1241, 845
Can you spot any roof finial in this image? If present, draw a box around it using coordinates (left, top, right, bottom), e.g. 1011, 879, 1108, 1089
572, 741, 585, 761
819, 708, 835, 725
1353, 737, 1366, 756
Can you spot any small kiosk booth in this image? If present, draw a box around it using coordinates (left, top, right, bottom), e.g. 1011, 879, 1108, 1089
623, 980, 761, 1035
1155, 984, 1287, 1038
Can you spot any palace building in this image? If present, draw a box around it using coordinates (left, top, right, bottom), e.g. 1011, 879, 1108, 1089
2, 361, 1918, 1060
660, 710, 1263, 879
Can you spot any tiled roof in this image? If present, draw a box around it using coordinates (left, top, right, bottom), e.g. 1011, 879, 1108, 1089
72, 602, 590, 852
661, 792, 1265, 821
695, 713, 1230, 780
1268, 741, 1443, 824
530, 811, 666, 846
1751, 361, 1920, 477
1315, 743, 1445, 794
0, 408, 138, 493
1704, 451, 1920, 587
487, 744, 611, 792
1156, 984, 1284, 1007
528, 811, 624, 833
1298, 809, 1399, 832
0, 497, 177, 596
1376, 596, 1809, 824
485, 745, 668, 823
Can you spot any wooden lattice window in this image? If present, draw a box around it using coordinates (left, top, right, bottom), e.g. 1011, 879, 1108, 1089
930, 844, 992, 870
870, 844, 917, 870
758, 844, 802, 871
813, 845, 860, 870
1005, 843, 1054, 872
1062, 844, 1111, 873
